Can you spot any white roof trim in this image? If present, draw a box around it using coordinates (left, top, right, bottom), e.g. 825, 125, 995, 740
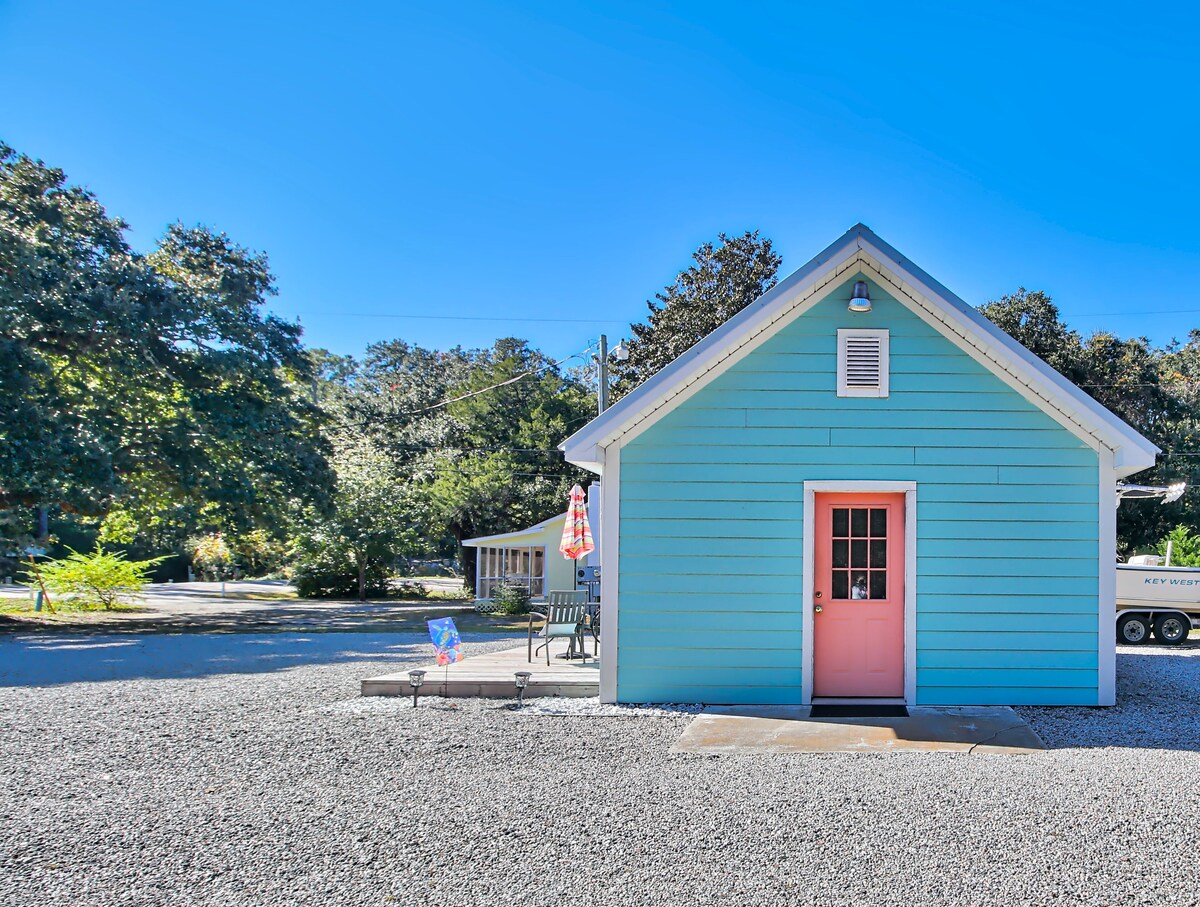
560, 224, 1158, 478
461, 511, 566, 547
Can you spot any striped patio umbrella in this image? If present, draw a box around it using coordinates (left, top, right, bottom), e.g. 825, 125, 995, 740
559, 484, 595, 560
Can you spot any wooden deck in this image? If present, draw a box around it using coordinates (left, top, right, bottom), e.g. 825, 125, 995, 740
361, 643, 600, 698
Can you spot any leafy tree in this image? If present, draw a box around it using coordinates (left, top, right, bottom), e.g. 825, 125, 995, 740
612, 230, 781, 397
329, 337, 593, 590
978, 289, 1191, 553
35, 546, 164, 610
293, 433, 417, 600
0, 142, 332, 552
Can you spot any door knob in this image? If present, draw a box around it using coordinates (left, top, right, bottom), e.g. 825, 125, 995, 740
814, 591, 822, 598
814, 604, 823, 613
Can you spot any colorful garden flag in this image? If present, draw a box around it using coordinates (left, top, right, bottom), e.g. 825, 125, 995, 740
427, 617, 464, 666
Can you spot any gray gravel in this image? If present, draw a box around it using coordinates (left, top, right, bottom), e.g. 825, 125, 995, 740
2, 634, 1198, 907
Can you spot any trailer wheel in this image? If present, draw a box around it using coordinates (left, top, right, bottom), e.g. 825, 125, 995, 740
1117, 614, 1151, 645
1153, 613, 1191, 646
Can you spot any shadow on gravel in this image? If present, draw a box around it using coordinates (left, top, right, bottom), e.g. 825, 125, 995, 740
0, 632, 516, 687
1018, 647, 1200, 752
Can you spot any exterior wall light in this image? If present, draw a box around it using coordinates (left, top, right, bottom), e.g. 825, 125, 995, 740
408, 669, 426, 708
514, 671, 532, 706
848, 280, 872, 313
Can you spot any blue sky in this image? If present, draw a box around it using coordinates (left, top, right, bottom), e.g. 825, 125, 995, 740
3, 1, 1199, 362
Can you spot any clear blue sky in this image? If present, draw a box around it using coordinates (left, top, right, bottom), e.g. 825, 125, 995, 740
4, 1, 1199, 362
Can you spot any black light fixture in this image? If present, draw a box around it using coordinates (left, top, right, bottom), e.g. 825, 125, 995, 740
514, 671, 532, 706
848, 280, 872, 313
408, 669, 426, 708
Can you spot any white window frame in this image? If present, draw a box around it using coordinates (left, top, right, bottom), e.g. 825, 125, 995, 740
837, 328, 890, 398
475, 545, 547, 599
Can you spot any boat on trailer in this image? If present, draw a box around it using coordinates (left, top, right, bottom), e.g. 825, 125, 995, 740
1114, 482, 1196, 645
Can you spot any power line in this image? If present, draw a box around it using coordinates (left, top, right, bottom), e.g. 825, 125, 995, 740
394, 344, 595, 416
294, 311, 628, 324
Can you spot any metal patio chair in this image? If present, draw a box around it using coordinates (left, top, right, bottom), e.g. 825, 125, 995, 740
528, 590, 588, 665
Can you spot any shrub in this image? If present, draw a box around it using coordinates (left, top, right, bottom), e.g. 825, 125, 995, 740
292, 545, 392, 599
34, 546, 165, 610
490, 580, 532, 615
233, 530, 288, 577
190, 533, 233, 580
1156, 525, 1200, 566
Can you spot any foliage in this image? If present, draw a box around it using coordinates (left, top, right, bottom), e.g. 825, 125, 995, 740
490, 579, 532, 615
1156, 525, 1200, 567
978, 289, 1194, 554
233, 529, 289, 577
612, 230, 781, 398
34, 545, 164, 610
333, 337, 594, 590
292, 434, 417, 600
0, 142, 333, 552
292, 540, 392, 599
190, 533, 233, 580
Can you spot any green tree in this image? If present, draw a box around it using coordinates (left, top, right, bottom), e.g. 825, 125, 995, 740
978, 289, 1191, 553
294, 434, 417, 601
612, 230, 782, 397
0, 142, 333, 552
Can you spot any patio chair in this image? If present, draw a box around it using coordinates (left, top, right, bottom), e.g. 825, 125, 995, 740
528, 590, 588, 665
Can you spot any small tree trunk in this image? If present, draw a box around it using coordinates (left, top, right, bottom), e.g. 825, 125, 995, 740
358, 558, 367, 602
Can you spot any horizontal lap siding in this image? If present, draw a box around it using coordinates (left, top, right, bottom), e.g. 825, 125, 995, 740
617, 281, 1100, 705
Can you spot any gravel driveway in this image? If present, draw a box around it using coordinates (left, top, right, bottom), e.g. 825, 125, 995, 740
1, 635, 1198, 907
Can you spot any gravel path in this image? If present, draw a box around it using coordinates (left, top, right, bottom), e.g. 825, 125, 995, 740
2, 635, 1198, 907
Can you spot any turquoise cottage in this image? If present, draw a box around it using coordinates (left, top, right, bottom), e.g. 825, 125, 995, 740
561, 225, 1158, 707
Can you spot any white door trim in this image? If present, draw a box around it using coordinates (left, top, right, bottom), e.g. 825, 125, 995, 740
802, 481, 918, 705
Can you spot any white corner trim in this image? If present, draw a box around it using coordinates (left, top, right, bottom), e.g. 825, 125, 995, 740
598, 445, 620, 703
836, 328, 890, 398
801, 481, 918, 706
1098, 448, 1117, 706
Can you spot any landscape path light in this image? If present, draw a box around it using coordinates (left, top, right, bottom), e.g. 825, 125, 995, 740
408, 669, 426, 708
514, 671, 532, 707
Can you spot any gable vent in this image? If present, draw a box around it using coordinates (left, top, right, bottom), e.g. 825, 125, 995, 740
837, 329, 889, 398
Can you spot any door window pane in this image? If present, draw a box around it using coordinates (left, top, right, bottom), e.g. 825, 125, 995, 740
832, 571, 848, 599
851, 539, 868, 568
870, 539, 887, 568
851, 509, 868, 537
870, 508, 887, 537
869, 571, 887, 600
833, 508, 849, 537
832, 539, 848, 568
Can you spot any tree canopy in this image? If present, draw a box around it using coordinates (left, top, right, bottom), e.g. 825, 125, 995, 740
0, 142, 332, 554
612, 230, 781, 397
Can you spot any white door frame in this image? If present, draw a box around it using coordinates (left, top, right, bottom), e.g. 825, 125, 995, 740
802, 481, 917, 705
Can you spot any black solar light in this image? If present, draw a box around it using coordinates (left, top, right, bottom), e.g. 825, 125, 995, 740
514, 671, 532, 707
408, 670, 426, 708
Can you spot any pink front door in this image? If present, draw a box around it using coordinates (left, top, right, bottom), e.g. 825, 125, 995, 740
812, 493, 905, 698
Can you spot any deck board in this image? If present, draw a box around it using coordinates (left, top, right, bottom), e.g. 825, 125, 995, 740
361, 643, 599, 698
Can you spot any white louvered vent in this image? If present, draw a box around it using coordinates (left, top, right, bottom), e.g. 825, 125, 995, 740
837, 329, 889, 398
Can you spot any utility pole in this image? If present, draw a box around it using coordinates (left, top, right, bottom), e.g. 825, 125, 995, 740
597, 334, 609, 415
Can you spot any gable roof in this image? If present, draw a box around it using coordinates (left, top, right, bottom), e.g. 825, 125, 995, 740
560, 224, 1158, 478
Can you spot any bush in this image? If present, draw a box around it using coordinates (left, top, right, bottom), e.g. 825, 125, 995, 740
33, 546, 165, 610
1156, 525, 1200, 566
292, 546, 392, 599
490, 580, 532, 615
189, 533, 233, 580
